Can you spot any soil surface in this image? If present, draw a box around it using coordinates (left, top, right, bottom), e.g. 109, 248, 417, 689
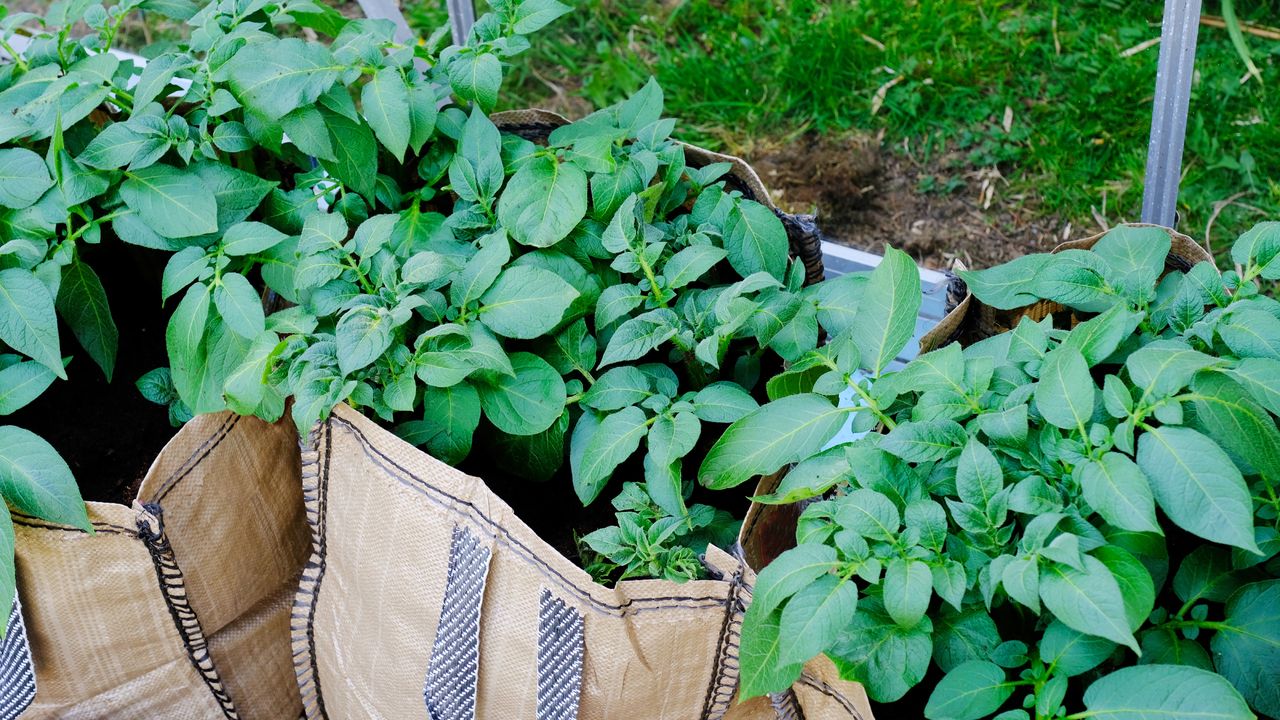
9, 244, 177, 506
746, 132, 1070, 271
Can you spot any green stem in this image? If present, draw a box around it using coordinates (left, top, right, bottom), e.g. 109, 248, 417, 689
0, 39, 29, 71
848, 378, 897, 430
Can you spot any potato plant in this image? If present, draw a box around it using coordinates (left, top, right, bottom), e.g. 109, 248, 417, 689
709, 225, 1280, 718
0, 0, 873, 594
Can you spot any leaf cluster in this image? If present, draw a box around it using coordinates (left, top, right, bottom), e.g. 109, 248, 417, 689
719, 224, 1280, 719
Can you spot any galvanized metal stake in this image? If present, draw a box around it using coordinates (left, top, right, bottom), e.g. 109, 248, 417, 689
1141, 0, 1202, 228
446, 0, 478, 46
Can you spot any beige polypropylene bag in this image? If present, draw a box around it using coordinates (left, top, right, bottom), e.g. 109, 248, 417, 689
12, 412, 309, 719
292, 405, 873, 720
919, 223, 1213, 352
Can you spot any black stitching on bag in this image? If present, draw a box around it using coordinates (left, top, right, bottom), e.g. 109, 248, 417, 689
293, 423, 332, 720
136, 503, 240, 720
155, 414, 240, 502
700, 569, 745, 719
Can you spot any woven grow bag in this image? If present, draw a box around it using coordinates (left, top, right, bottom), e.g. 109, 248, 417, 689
292, 405, 871, 720
9, 412, 309, 719
919, 223, 1214, 353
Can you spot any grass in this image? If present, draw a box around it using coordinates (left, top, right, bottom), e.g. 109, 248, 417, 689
405, 0, 1280, 259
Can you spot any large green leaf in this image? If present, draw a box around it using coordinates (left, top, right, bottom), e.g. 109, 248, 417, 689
475, 352, 565, 436
924, 661, 1014, 720
166, 283, 211, 406
213, 272, 265, 340
884, 558, 932, 628
1090, 225, 1170, 302
399, 383, 482, 465
1125, 339, 1219, 403
223, 38, 340, 120
1223, 358, 1280, 417
1189, 371, 1280, 479
319, 109, 377, 201
738, 604, 804, 699
334, 306, 392, 375
121, 164, 217, 238
848, 246, 921, 374
880, 419, 966, 463
1219, 307, 1280, 361
1075, 453, 1159, 533
778, 575, 857, 666
0, 148, 53, 209
56, 259, 117, 380
497, 155, 588, 248
699, 394, 849, 489
361, 66, 410, 161
447, 52, 502, 111
829, 602, 933, 703
1039, 620, 1115, 677
0, 359, 56, 415
1082, 665, 1254, 719
0, 268, 63, 378
956, 254, 1053, 309
573, 406, 647, 505
0, 426, 88, 531
1035, 347, 1094, 431
1212, 580, 1280, 717
722, 201, 788, 281
1137, 426, 1258, 552
1038, 555, 1138, 651
478, 265, 579, 339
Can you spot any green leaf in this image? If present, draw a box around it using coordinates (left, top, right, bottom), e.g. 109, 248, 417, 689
1124, 339, 1219, 402
738, 604, 803, 699
165, 283, 212, 406
1212, 580, 1280, 717
0, 426, 88, 531
224, 38, 340, 120
581, 366, 650, 411
924, 661, 1014, 720
0, 359, 56, 415
76, 123, 166, 170
884, 558, 932, 628
1075, 453, 1159, 534
829, 602, 933, 703
598, 308, 677, 367
594, 283, 645, 329
1138, 629, 1213, 670
121, 164, 217, 238
448, 108, 505, 204
498, 155, 588, 248
848, 246, 921, 374
836, 489, 900, 542
56, 259, 117, 380
407, 80, 438, 155
434, 239, 496, 306
1223, 358, 1280, 418
647, 412, 700, 465
478, 265, 579, 339
880, 419, 966, 463
1058, 304, 1143, 366
663, 244, 726, 289
933, 608, 1000, 673
1038, 554, 1139, 652
957, 437, 1003, 509
0, 268, 63, 378
0, 504, 13, 620
361, 67, 411, 161
221, 221, 289, 257
752, 544, 840, 617
1035, 347, 1094, 431
692, 382, 759, 423
512, 0, 572, 33
1082, 665, 1254, 719
699, 394, 849, 489
214, 272, 265, 340
1093, 545, 1154, 632
1137, 425, 1258, 552
1189, 371, 1280, 479
722, 201, 788, 281
402, 383, 482, 465
1090, 225, 1170, 301
956, 254, 1053, 309
476, 352, 565, 436
1002, 554, 1040, 613
448, 52, 502, 111
779, 575, 857, 666
1039, 620, 1115, 677
574, 406, 647, 505
0, 148, 53, 209
319, 109, 377, 201
1035, 251, 1116, 312
1219, 307, 1280, 360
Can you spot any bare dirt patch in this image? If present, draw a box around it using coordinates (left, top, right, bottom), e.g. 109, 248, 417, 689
744, 133, 1071, 271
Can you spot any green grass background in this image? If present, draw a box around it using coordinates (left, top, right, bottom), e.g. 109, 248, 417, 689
407, 0, 1280, 259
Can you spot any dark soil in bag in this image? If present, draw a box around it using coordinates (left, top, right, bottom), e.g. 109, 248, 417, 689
9, 242, 175, 505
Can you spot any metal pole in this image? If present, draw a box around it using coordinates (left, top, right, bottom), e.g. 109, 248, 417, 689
446, 0, 478, 46
1141, 0, 1202, 227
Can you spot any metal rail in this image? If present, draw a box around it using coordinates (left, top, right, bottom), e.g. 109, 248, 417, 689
1141, 0, 1203, 228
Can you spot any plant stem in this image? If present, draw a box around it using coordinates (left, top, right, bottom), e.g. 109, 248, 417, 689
848, 378, 896, 430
